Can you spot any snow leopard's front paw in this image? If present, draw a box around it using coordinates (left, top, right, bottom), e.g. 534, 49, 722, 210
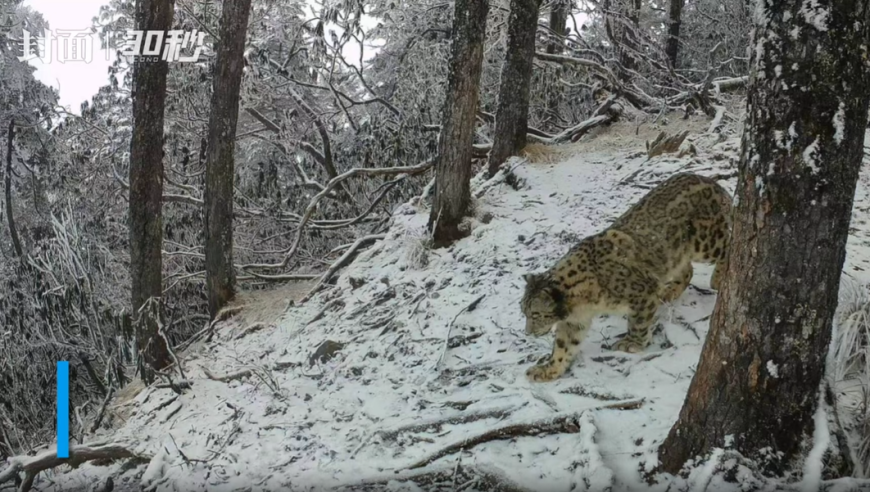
612, 337, 645, 354
526, 362, 564, 382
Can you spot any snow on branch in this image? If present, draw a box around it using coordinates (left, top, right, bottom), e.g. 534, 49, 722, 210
0, 443, 147, 492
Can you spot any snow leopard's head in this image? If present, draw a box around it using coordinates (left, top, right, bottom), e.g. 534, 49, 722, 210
520, 273, 567, 336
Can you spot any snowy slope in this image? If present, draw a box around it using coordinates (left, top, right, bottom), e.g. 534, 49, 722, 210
30, 124, 870, 492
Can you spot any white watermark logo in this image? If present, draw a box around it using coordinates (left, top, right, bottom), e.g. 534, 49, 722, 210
17, 29, 207, 64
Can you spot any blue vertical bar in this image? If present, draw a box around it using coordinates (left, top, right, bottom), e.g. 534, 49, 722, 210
57, 361, 69, 458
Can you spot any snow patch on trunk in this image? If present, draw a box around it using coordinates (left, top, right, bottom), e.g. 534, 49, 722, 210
801, 391, 831, 492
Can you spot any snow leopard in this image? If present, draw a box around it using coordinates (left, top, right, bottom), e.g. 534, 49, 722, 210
520, 172, 732, 382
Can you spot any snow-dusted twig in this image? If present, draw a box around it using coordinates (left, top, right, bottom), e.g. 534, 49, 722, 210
436, 295, 486, 369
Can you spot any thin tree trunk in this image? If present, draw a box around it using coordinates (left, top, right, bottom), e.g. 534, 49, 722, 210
603, 0, 641, 81
545, 0, 570, 123
622, 0, 641, 76
427, 0, 490, 245
487, 0, 541, 176
658, 0, 870, 476
664, 0, 683, 68
4, 120, 22, 259
546, 0, 569, 55
129, 0, 175, 384
204, 0, 252, 318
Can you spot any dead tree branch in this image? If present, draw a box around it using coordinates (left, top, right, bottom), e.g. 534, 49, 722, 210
548, 99, 624, 143
0, 443, 147, 492
300, 234, 385, 301
341, 465, 535, 492
376, 404, 522, 442
406, 400, 644, 470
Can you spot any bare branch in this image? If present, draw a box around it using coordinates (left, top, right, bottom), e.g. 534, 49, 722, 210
112, 164, 203, 206
244, 107, 282, 133
239, 158, 434, 272
300, 234, 385, 301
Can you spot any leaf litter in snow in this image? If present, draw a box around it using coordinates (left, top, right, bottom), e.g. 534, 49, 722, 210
32, 129, 870, 492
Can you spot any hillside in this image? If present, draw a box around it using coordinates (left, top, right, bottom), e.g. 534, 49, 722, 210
24, 116, 870, 492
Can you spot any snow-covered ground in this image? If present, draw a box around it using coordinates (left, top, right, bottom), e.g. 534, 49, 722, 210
25, 118, 870, 491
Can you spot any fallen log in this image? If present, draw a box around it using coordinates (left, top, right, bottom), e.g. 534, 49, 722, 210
0, 442, 147, 492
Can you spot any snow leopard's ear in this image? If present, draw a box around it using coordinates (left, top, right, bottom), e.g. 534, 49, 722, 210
523, 273, 544, 286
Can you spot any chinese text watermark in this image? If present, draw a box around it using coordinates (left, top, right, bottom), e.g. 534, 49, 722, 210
17, 29, 208, 64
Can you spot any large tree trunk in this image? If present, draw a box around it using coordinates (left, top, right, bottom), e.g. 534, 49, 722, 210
658, 0, 870, 476
427, 0, 489, 245
129, 0, 175, 384
204, 0, 252, 318
486, 0, 541, 176
664, 0, 683, 68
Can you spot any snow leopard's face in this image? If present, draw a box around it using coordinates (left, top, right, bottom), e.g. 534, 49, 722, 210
520, 273, 566, 336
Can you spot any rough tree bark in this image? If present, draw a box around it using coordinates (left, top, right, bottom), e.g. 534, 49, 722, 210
427, 0, 489, 245
664, 0, 683, 68
4, 119, 22, 258
204, 0, 253, 318
658, 0, 870, 476
129, 0, 175, 383
486, 0, 542, 176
